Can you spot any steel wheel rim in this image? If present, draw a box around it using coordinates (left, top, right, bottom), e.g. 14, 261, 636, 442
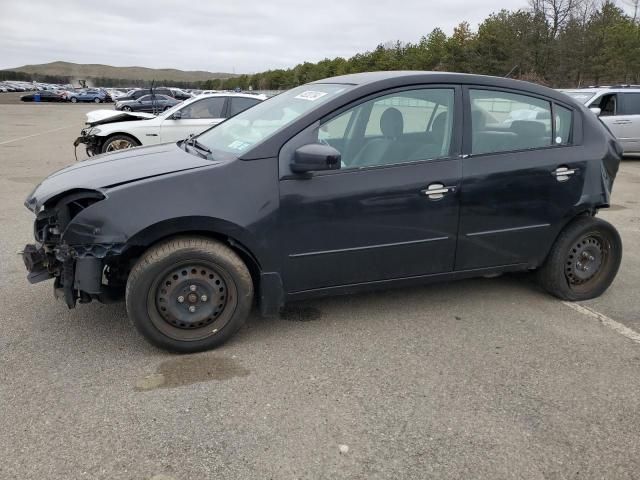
105, 139, 135, 152
146, 260, 237, 342
565, 232, 609, 292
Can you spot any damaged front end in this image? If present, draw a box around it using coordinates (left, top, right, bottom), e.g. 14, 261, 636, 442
74, 110, 156, 157
22, 190, 128, 308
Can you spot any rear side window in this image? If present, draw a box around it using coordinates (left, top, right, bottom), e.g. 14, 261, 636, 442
228, 97, 260, 117
554, 105, 572, 145
470, 89, 552, 155
621, 93, 640, 115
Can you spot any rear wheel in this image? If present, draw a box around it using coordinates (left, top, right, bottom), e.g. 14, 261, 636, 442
538, 217, 622, 301
101, 134, 140, 153
94, 97, 101, 103
126, 237, 254, 352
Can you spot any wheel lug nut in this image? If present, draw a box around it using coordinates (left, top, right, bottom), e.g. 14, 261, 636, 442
190, 285, 197, 292
177, 296, 184, 303
189, 306, 196, 313
201, 295, 208, 302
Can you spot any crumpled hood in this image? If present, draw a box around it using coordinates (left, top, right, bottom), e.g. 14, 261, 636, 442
25, 143, 213, 211
85, 109, 156, 126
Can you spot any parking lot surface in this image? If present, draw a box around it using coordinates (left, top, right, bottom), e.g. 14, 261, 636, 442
1, 102, 639, 480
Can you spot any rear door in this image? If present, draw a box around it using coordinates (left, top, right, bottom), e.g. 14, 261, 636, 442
159, 96, 227, 142
456, 87, 585, 270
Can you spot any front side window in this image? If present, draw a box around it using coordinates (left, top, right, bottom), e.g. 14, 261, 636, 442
470, 89, 552, 155
180, 97, 226, 119
593, 93, 617, 116
317, 88, 455, 169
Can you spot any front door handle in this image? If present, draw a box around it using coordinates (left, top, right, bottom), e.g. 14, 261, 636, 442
552, 166, 578, 182
421, 183, 456, 200
613, 120, 631, 125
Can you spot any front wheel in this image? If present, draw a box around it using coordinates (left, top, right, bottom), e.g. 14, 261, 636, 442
122, 106, 132, 111
101, 134, 140, 153
70, 97, 77, 103
538, 216, 622, 301
126, 237, 254, 352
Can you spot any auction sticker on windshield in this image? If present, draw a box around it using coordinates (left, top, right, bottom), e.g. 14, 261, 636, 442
294, 91, 329, 101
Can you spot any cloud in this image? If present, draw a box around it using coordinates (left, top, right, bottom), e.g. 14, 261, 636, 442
0, 0, 526, 73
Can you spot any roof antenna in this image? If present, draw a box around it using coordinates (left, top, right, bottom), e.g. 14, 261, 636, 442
505, 65, 519, 78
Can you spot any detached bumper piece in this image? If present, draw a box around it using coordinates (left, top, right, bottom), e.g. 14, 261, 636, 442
22, 244, 52, 284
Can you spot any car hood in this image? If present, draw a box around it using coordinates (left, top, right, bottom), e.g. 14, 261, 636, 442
25, 143, 213, 211
86, 109, 156, 126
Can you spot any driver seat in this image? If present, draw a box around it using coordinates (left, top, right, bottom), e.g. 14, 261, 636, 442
352, 107, 404, 166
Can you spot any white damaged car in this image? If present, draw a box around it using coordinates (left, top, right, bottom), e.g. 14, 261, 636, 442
74, 93, 266, 156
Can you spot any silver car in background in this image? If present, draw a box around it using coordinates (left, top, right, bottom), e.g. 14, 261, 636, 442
561, 86, 640, 156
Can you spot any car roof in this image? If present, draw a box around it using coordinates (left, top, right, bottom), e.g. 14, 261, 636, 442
312, 71, 572, 104
561, 87, 640, 94
195, 92, 267, 100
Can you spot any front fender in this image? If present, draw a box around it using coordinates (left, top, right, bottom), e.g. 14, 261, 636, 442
62, 156, 281, 271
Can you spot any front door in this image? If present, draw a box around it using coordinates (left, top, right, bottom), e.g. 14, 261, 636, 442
456, 87, 587, 270
278, 86, 462, 293
160, 96, 227, 143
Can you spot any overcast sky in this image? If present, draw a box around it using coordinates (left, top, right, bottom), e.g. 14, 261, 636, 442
0, 0, 531, 74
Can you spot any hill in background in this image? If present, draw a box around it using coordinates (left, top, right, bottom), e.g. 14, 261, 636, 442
2, 61, 235, 83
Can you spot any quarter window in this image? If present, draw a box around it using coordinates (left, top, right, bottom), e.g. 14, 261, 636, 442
554, 105, 572, 145
470, 89, 552, 155
318, 88, 455, 169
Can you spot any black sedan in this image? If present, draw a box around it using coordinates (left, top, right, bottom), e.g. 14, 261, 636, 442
115, 94, 181, 113
21, 71, 623, 353
20, 91, 66, 102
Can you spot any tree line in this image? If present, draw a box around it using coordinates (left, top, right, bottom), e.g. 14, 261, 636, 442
205, 0, 640, 90
3, 1, 639, 91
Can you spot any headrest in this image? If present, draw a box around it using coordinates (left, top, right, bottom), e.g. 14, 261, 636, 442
380, 107, 404, 138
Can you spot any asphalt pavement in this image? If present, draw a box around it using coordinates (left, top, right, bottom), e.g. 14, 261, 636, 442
1, 100, 639, 480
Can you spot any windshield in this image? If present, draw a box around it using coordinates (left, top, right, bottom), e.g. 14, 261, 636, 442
562, 91, 596, 104
195, 84, 351, 157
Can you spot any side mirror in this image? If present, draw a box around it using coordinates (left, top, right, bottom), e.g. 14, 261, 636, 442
291, 143, 341, 174
590, 107, 602, 116
171, 110, 182, 120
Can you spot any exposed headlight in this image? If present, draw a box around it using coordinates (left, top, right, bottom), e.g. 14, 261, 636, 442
91, 128, 101, 134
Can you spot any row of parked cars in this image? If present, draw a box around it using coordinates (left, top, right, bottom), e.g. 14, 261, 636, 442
18, 85, 196, 104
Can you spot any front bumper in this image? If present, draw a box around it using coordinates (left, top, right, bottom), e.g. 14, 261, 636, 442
74, 130, 101, 156
22, 242, 124, 308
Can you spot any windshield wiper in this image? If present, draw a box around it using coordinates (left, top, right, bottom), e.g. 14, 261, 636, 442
181, 134, 212, 159
186, 135, 211, 153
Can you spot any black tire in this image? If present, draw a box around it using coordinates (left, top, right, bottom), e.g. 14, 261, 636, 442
537, 216, 622, 301
126, 236, 254, 352
70, 97, 77, 103
94, 97, 101, 103
101, 134, 140, 153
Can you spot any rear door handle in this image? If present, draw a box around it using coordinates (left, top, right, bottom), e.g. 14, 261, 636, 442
613, 120, 631, 125
421, 183, 456, 200
552, 166, 578, 182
